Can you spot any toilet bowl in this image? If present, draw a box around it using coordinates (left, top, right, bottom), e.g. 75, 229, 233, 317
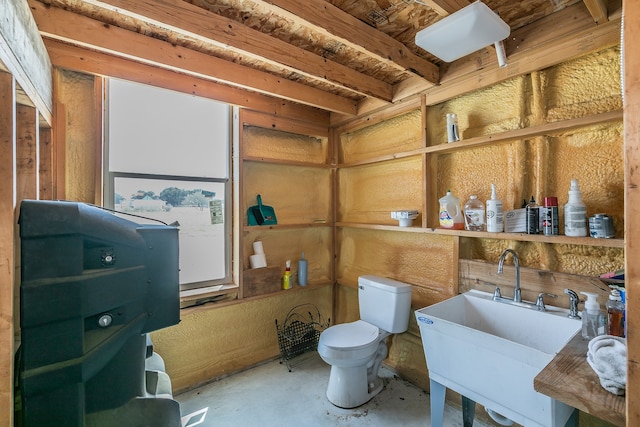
317, 275, 412, 408
318, 321, 390, 408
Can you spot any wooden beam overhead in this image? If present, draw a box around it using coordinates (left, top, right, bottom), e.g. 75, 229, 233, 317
419, 0, 471, 16
583, 0, 609, 23
30, 2, 357, 115
43, 39, 330, 125
257, 0, 439, 83
72, 0, 394, 102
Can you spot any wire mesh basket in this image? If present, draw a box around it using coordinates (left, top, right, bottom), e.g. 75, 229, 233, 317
275, 303, 330, 371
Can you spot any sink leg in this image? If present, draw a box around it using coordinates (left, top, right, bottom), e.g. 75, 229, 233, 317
429, 379, 446, 427
461, 396, 475, 427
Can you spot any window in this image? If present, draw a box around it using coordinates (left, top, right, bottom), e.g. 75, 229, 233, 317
104, 79, 232, 291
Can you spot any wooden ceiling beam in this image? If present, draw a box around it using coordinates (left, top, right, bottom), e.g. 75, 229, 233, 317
30, 1, 357, 115
258, 0, 439, 84
583, 0, 609, 23
43, 39, 330, 124
70, 0, 393, 102
420, 0, 471, 16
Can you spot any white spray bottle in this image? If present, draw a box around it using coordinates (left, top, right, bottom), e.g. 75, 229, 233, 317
564, 179, 587, 237
486, 183, 503, 233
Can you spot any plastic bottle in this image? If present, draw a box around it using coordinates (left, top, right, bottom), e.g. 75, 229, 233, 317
486, 184, 503, 233
298, 252, 308, 286
606, 289, 625, 337
438, 190, 464, 229
282, 260, 292, 290
542, 196, 559, 236
464, 195, 485, 231
526, 196, 540, 234
446, 113, 460, 143
580, 292, 605, 339
564, 179, 587, 237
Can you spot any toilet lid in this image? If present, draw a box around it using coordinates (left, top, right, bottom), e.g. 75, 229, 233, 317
320, 320, 379, 349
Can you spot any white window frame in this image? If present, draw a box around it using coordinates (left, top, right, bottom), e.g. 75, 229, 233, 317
102, 78, 234, 294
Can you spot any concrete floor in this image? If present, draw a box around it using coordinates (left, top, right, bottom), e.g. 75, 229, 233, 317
175, 352, 490, 427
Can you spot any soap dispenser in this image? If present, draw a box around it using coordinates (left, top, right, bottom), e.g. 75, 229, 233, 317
580, 292, 605, 339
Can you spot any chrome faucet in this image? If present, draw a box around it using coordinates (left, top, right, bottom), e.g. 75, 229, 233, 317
497, 249, 521, 303
564, 289, 581, 319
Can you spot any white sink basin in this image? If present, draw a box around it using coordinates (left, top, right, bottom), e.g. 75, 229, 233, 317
416, 290, 581, 427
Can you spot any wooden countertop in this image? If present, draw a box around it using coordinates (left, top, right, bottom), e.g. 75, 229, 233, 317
534, 333, 626, 427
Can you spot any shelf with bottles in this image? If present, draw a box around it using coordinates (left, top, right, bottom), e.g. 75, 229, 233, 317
335, 221, 623, 248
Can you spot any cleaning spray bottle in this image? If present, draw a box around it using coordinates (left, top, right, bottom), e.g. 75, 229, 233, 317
282, 260, 292, 290
486, 183, 503, 232
564, 179, 587, 237
580, 292, 605, 339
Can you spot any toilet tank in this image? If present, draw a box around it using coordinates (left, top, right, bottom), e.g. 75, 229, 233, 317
358, 275, 412, 333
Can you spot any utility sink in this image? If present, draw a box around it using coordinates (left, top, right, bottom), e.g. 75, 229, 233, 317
416, 290, 581, 427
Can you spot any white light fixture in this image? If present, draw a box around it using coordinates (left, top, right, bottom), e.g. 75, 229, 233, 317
415, 1, 510, 63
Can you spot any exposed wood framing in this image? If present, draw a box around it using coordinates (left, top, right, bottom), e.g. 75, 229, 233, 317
420, 0, 470, 16
16, 104, 38, 200
70, 0, 393, 102
39, 127, 53, 200
331, 2, 621, 125
30, 3, 357, 116
583, 0, 609, 23
255, 0, 439, 82
0, 0, 52, 124
625, 0, 640, 424
43, 39, 330, 125
0, 70, 15, 427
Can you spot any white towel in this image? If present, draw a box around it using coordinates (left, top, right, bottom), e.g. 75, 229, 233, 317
586, 335, 626, 395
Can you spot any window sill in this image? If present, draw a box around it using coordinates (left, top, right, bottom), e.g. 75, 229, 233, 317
179, 284, 239, 309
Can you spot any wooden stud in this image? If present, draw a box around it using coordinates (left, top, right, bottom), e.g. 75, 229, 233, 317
624, 0, 640, 424
16, 104, 38, 201
0, 70, 15, 427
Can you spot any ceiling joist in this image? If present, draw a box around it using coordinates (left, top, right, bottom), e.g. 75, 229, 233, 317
30, 1, 359, 115
258, 0, 439, 83
72, 0, 394, 103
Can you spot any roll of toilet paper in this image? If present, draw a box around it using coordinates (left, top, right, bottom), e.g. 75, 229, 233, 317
253, 241, 265, 255
249, 254, 267, 269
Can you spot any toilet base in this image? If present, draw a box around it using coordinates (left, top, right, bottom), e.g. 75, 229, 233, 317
326, 365, 384, 408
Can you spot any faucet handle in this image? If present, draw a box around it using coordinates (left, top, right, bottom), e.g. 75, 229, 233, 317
563, 289, 581, 319
536, 293, 557, 311
493, 286, 502, 300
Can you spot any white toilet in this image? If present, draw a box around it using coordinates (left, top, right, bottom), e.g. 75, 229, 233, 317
317, 275, 412, 408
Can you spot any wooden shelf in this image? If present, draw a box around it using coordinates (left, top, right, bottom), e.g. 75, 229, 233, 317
337, 110, 623, 168
242, 156, 332, 168
534, 332, 625, 427
241, 280, 333, 300
336, 222, 624, 248
244, 222, 330, 231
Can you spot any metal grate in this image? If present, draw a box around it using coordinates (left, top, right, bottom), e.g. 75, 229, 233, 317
275, 304, 330, 371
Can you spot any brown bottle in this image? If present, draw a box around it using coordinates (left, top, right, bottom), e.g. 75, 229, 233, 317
606, 289, 625, 337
